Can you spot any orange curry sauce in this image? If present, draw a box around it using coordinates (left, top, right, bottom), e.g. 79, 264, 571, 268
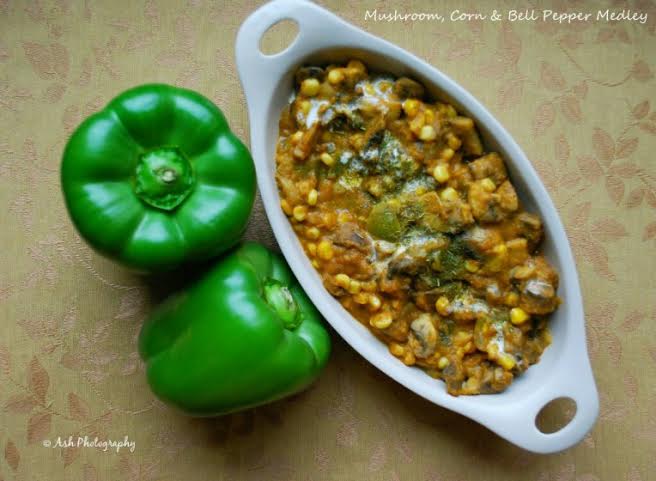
275, 60, 560, 395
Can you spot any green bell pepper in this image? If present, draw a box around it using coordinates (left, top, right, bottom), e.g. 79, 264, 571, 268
61, 84, 256, 272
138, 242, 331, 416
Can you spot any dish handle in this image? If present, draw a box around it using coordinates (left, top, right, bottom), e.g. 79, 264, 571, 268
235, 0, 355, 104
477, 355, 599, 453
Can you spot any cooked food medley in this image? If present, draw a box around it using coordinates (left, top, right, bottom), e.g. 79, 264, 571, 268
275, 60, 560, 395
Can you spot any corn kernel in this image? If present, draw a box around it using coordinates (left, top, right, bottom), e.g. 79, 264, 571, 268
334, 273, 351, 289
481, 177, 496, 192
419, 124, 437, 141
300, 78, 320, 97
510, 307, 530, 325
347, 59, 366, 73
497, 353, 516, 371
367, 179, 383, 198
300, 100, 311, 114
450, 116, 474, 131
322, 211, 336, 228
493, 243, 507, 256
440, 187, 459, 202
464, 259, 480, 272
306, 226, 320, 240
379, 81, 392, 92
307, 189, 318, 206
317, 240, 333, 260
290, 131, 303, 144
424, 109, 435, 123
505, 292, 519, 306
337, 211, 351, 223
389, 342, 405, 356
362, 280, 377, 292
410, 113, 426, 134
463, 377, 479, 391
437, 356, 450, 369
432, 164, 450, 183
354, 292, 369, 304
347, 280, 361, 294
292, 205, 307, 222
454, 331, 473, 344
371, 312, 393, 329
435, 296, 450, 316
280, 199, 293, 215
403, 352, 416, 366
446, 133, 462, 150
507, 237, 528, 250
402, 99, 420, 117
311, 259, 320, 269
327, 69, 344, 85
368, 295, 381, 311
307, 242, 317, 256
320, 152, 335, 166
512, 265, 535, 280
440, 147, 455, 161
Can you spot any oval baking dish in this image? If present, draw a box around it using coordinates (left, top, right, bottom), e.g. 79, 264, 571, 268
235, 0, 598, 453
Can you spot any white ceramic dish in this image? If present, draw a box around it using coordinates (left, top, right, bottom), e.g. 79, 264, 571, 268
235, 0, 598, 453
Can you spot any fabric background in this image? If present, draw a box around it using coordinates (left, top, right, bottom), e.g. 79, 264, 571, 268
1, 0, 655, 480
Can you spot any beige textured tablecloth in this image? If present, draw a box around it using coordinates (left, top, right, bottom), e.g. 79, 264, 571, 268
1, 0, 655, 479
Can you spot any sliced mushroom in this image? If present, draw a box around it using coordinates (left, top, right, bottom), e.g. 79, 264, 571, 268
496, 180, 518, 212
332, 222, 374, 256
462, 129, 484, 157
292, 123, 321, 161
462, 226, 504, 255
517, 257, 560, 314
393, 77, 425, 99
516, 212, 543, 250
294, 66, 325, 85
410, 313, 438, 357
468, 153, 508, 185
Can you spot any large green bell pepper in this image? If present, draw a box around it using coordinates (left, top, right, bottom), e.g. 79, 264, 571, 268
61, 84, 255, 272
138, 242, 331, 416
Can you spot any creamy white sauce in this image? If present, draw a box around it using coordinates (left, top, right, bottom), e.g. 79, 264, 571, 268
305, 99, 330, 127
489, 327, 507, 356
339, 151, 354, 164
355, 78, 394, 113
470, 300, 490, 314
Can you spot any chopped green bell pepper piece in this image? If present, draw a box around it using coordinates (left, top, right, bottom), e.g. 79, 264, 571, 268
367, 201, 402, 241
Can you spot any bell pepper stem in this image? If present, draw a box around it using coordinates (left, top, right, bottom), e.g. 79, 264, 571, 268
263, 279, 301, 329
134, 147, 195, 211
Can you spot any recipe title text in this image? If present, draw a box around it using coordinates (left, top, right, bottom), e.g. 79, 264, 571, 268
364, 9, 649, 25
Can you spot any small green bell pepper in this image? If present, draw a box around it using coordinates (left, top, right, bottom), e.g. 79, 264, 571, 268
61, 84, 255, 272
138, 242, 331, 416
